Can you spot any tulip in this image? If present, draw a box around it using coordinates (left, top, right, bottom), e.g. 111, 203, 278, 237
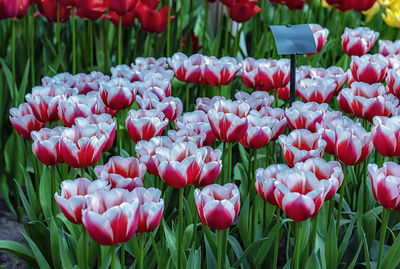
334, 124, 372, 166
136, 5, 173, 34
1, 0, 31, 19
295, 158, 344, 200
181, 33, 203, 54
136, 96, 183, 122
74, 113, 116, 152
368, 162, 400, 210
168, 53, 205, 84
234, 91, 274, 111
316, 114, 357, 155
297, 78, 337, 104
104, 10, 137, 28
325, 66, 348, 95
276, 85, 298, 101
240, 110, 276, 149
107, 0, 137, 16
134, 77, 171, 99
325, 0, 353, 11
192, 146, 222, 187
351, 0, 377, 12
229, 0, 262, 23
307, 24, 329, 55
379, 40, 400, 56
388, 54, 400, 70
168, 128, 206, 148
258, 107, 288, 140
194, 183, 240, 230
207, 99, 250, 143
76, 0, 108, 21
255, 164, 291, 206
54, 178, 109, 224
241, 58, 290, 91
94, 156, 146, 191
82, 188, 140, 245
99, 78, 136, 111
274, 169, 326, 222
125, 109, 169, 143
31, 127, 65, 166
57, 94, 96, 127
75, 72, 110, 94
371, 116, 400, 157
341, 27, 379, 57
279, 129, 327, 167
337, 82, 397, 122
9, 103, 46, 140
111, 65, 143, 82
196, 96, 226, 113
136, 136, 173, 176
269, 0, 309, 10
285, 101, 328, 132
60, 125, 107, 168
350, 54, 388, 84
202, 56, 241, 87
131, 187, 164, 233
175, 110, 215, 146
385, 69, 400, 98
35, 0, 71, 23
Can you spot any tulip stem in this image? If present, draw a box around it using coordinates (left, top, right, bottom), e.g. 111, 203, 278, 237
185, 83, 190, 112
81, 167, 85, 178
82, 226, 88, 269
72, 8, 76, 74
227, 142, 232, 183
166, 3, 171, 57
273, 207, 281, 269
178, 188, 184, 269
336, 165, 347, 235
120, 243, 125, 269
88, 20, 94, 70
51, 165, 57, 216
377, 209, 391, 269
138, 234, 145, 269
217, 229, 223, 269
203, 0, 209, 48
30, 8, 35, 87
311, 214, 319, 251
224, 7, 230, 56
11, 20, 16, 103
111, 245, 117, 269
118, 16, 122, 64
293, 222, 301, 269
57, 2, 61, 58
116, 112, 121, 155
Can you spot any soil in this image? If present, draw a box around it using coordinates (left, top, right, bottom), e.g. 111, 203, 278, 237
0, 196, 26, 269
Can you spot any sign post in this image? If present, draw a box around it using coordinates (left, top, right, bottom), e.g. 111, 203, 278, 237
270, 24, 317, 105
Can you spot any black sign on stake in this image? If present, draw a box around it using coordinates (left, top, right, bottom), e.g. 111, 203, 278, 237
270, 24, 317, 105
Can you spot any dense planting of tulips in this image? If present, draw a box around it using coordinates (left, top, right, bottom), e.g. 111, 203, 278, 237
3, 0, 400, 268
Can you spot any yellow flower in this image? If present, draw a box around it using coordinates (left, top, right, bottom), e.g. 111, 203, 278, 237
383, 6, 400, 28
363, 2, 381, 22
321, 0, 332, 8
378, 0, 396, 8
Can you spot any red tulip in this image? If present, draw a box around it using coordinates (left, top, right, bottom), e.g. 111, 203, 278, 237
279, 129, 326, 167
75, 72, 110, 94
136, 5, 172, 34
134, 73, 172, 98
134, 56, 169, 71
219, 0, 238, 6
276, 86, 298, 101
74, 113, 116, 152
350, 54, 388, 84
136, 96, 183, 122
57, 95, 95, 127
379, 40, 400, 57
285, 101, 328, 132
82, 188, 140, 245
337, 82, 397, 122
111, 65, 143, 82
350, 0, 376, 12
194, 183, 240, 230
295, 158, 344, 201
202, 56, 241, 87
126, 109, 169, 143
325, 0, 353, 12
175, 110, 215, 146
388, 55, 400, 70
136, 136, 173, 176
325, 66, 348, 95
60, 125, 107, 168
31, 127, 65, 166
307, 24, 329, 55
368, 162, 400, 210
76, 0, 108, 20
229, 0, 261, 23
106, 10, 137, 27
131, 187, 164, 233
385, 69, 400, 99
297, 78, 337, 104
207, 99, 250, 143
168, 128, 206, 148
100, 78, 136, 111
107, 0, 137, 16
192, 146, 222, 187
181, 33, 203, 54
9, 103, 45, 140
334, 124, 372, 166
255, 164, 291, 206
35, 0, 71, 23
258, 107, 288, 140
371, 116, 400, 157
240, 110, 276, 149
241, 58, 290, 91
341, 27, 379, 57
1, 0, 31, 19
168, 53, 205, 84
274, 169, 325, 222
196, 96, 226, 113
54, 178, 109, 224
268, 0, 308, 10
234, 91, 274, 111
94, 156, 146, 191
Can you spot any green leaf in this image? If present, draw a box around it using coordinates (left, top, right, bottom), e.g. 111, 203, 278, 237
325, 223, 338, 269
204, 235, 217, 269
17, 59, 30, 104
14, 178, 36, 220
163, 221, 177, 267
49, 218, 61, 268
338, 213, 358, 262
305, 251, 321, 269
0, 240, 36, 265
231, 237, 269, 268
38, 166, 51, 219
185, 248, 201, 269
21, 233, 51, 269
58, 229, 75, 269
0, 58, 15, 103
239, 195, 251, 248
382, 232, 400, 269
